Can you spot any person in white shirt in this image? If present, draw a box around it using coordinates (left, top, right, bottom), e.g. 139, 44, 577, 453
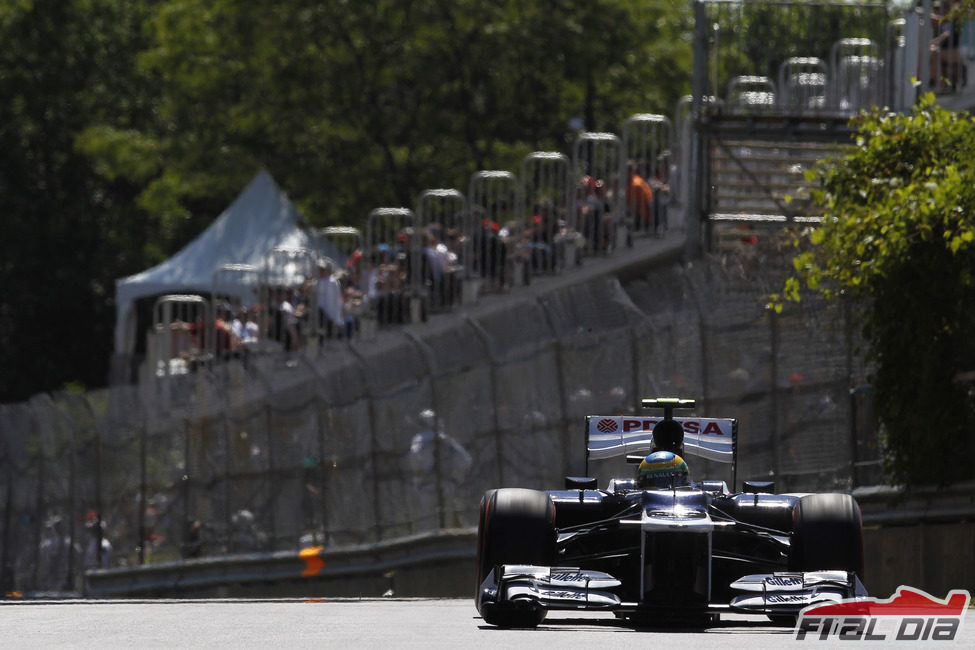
279, 289, 298, 350
243, 309, 260, 342
315, 260, 345, 338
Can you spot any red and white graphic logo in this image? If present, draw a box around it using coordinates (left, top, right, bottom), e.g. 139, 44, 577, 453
596, 418, 618, 433
795, 586, 970, 642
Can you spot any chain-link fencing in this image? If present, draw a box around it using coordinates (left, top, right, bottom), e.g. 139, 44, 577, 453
0, 235, 882, 596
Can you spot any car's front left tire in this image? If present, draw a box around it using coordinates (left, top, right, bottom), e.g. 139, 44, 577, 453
789, 493, 864, 575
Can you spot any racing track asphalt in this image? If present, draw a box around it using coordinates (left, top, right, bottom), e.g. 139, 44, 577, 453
7, 597, 967, 649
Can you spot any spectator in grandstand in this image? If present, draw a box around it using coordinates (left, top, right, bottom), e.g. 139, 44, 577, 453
368, 244, 407, 325
472, 216, 507, 288
650, 158, 671, 234
421, 228, 457, 308
366, 245, 389, 298
345, 248, 364, 291
316, 260, 345, 339
394, 227, 418, 288
231, 308, 246, 342
579, 176, 614, 253
271, 287, 300, 350
337, 269, 363, 336
267, 289, 283, 343
445, 227, 464, 267
243, 307, 260, 342
597, 178, 617, 248
626, 162, 654, 234
525, 199, 561, 272
214, 304, 239, 358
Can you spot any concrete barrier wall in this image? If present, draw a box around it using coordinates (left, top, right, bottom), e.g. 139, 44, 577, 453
864, 523, 975, 599
858, 482, 975, 597
86, 528, 478, 599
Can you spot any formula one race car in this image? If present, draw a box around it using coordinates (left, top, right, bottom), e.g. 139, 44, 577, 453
475, 398, 866, 628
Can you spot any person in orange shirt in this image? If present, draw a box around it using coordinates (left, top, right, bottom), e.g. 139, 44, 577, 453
626, 162, 653, 233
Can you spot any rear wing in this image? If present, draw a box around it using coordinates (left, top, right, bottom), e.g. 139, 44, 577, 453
585, 415, 738, 487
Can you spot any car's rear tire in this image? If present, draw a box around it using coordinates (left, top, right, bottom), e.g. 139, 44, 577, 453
789, 493, 864, 575
475, 488, 556, 628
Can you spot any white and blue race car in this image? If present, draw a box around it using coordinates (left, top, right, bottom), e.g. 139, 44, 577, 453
476, 398, 866, 627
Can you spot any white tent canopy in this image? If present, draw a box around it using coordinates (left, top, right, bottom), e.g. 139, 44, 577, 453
114, 170, 338, 355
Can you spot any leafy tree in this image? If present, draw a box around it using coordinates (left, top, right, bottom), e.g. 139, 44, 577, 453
0, 0, 158, 402
778, 94, 975, 487
86, 0, 693, 227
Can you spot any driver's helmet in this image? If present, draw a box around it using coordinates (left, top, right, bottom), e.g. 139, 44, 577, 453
651, 419, 684, 455
637, 451, 690, 488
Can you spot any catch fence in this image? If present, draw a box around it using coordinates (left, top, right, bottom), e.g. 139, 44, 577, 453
0, 238, 880, 596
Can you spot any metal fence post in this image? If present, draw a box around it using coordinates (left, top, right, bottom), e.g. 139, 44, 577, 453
264, 400, 277, 550
139, 403, 147, 564
182, 415, 191, 555
769, 306, 782, 484
0, 428, 12, 593
57, 403, 78, 590
686, 0, 709, 260
297, 354, 329, 543
463, 316, 505, 487
30, 405, 42, 590
93, 404, 104, 572
315, 392, 328, 544
346, 343, 384, 542
220, 378, 233, 554
846, 299, 857, 487
536, 297, 571, 475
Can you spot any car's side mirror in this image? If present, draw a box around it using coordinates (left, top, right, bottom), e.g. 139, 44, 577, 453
742, 480, 775, 494
564, 476, 598, 490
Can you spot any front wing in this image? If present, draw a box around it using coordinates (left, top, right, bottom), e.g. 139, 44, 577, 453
480, 565, 867, 617
479, 565, 622, 611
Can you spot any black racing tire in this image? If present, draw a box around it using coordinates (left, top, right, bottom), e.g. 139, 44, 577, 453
475, 488, 556, 628
474, 489, 497, 596
774, 494, 863, 625
788, 493, 864, 575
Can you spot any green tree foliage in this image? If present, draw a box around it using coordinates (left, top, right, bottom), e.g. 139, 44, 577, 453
88, 0, 693, 225
710, 0, 889, 84
780, 95, 975, 487
0, 0, 158, 402
0, 0, 693, 402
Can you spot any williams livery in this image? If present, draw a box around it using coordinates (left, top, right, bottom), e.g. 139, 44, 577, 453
476, 398, 866, 628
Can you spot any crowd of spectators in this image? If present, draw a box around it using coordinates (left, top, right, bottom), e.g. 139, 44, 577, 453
153, 159, 670, 373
